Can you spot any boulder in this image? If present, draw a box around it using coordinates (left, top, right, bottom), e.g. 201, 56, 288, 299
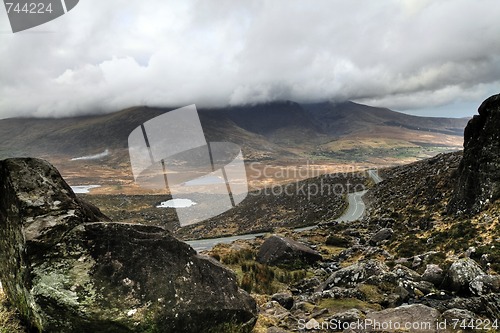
271, 293, 294, 310
0, 157, 110, 330
325, 234, 351, 247
446, 258, 485, 294
0, 158, 257, 332
302, 318, 320, 330
364, 304, 440, 332
320, 260, 389, 290
402, 280, 436, 297
327, 308, 363, 325
439, 296, 485, 315
256, 235, 322, 266
449, 93, 500, 214
440, 308, 478, 330
319, 286, 364, 300
469, 274, 500, 296
292, 276, 321, 293
481, 294, 500, 320
369, 228, 393, 245
422, 264, 445, 286
392, 264, 421, 281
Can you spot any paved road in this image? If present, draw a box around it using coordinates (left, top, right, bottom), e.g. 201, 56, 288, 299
186, 232, 267, 252
336, 190, 368, 222
187, 170, 382, 252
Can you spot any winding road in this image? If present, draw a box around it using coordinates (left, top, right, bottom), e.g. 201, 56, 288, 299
187, 169, 383, 252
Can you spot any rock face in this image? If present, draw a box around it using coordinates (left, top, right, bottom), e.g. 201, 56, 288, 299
0, 158, 257, 332
0, 158, 111, 331
449, 93, 500, 214
256, 235, 322, 266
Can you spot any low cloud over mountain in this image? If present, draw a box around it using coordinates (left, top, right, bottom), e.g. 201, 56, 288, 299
1, 0, 499, 118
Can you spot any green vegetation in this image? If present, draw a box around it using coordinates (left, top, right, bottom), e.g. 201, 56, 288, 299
429, 220, 478, 253
240, 262, 307, 294
213, 246, 309, 295
356, 284, 384, 304
394, 237, 428, 258
325, 234, 350, 247
317, 298, 381, 313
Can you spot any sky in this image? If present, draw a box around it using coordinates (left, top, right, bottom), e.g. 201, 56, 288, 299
1, 0, 499, 119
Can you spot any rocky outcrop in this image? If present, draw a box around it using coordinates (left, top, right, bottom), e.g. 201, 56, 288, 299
31, 222, 257, 332
449, 93, 500, 214
256, 235, 322, 266
0, 158, 257, 332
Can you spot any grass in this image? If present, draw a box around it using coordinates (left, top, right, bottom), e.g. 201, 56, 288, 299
317, 298, 381, 313
0, 289, 26, 333
356, 284, 385, 304
210, 245, 310, 295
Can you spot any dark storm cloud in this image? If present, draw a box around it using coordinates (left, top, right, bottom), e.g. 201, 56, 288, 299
0, 0, 499, 119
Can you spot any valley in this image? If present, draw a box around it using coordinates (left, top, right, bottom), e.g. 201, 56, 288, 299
3, 98, 497, 333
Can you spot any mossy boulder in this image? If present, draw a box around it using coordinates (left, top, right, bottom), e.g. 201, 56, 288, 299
256, 235, 321, 267
445, 258, 485, 295
0, 158, 257, 332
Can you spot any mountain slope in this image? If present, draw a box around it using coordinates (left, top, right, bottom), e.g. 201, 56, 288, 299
303, 101, 467, 136
0, 100, 469, 189
0, 101, 468, 158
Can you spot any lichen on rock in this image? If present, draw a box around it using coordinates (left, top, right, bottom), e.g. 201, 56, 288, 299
0, 158, 257, 332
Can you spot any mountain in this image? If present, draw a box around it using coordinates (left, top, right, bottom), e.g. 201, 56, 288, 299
303, 101, 466, 136
0, 101, 469, 189
0, 101, 322, 163
0, 100, 467, 156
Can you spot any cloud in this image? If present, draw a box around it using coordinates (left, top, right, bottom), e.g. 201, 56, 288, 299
0, 0, 499, 119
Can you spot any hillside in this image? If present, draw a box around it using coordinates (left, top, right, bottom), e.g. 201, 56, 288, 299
201, 95, 500, 332
82, 171, 368, 239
